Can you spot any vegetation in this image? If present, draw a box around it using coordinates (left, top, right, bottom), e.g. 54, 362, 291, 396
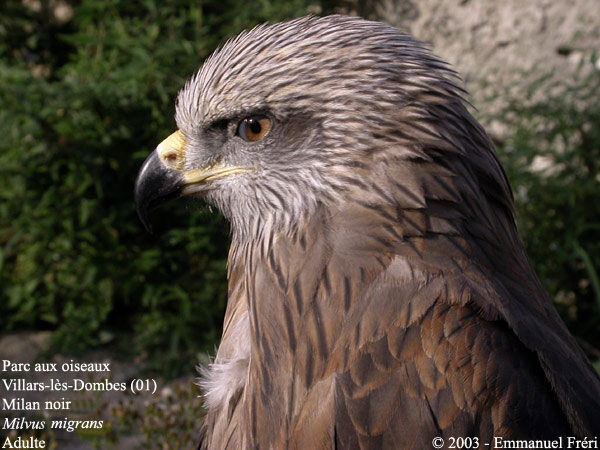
0, 0, 324, 376
498, 68, 600, 351
1, 0, 598, 379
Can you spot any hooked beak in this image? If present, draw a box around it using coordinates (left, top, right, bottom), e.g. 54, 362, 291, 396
134, 149, 183, 233
134, 130, 252, 233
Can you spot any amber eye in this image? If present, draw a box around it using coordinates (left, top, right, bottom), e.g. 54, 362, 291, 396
237, 116, 271, 142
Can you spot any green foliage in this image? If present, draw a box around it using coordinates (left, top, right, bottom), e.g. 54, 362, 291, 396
498, 64, 600, 347
1, 0, 598, 379
119, 380, 204, 449
0, 0, 315, 374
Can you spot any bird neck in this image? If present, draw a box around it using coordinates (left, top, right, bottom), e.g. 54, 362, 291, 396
226, 182, 539, 445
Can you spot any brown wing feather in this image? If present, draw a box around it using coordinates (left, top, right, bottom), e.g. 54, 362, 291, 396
201, 197, 600, 448
285, 252, 575, 447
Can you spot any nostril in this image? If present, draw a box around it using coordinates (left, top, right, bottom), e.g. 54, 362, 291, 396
164, 152, 178, 163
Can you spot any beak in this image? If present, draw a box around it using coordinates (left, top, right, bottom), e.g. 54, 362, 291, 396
134, 149, 184, 233
134, 130, 253, 233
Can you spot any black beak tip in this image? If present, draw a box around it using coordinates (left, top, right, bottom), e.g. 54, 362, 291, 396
134, 175, 155, 234
134, 151, 183, 234
135, 201, 154, 234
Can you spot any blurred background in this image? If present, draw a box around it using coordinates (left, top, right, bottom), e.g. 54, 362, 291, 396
0, 0, 599, 447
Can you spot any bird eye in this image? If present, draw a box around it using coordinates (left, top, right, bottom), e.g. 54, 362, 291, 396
237, 116, 271, 142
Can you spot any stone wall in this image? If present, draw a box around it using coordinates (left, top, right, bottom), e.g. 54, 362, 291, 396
369, 0, 600, 139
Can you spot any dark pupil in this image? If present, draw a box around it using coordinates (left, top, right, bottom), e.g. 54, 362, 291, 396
248, 118, 262, 135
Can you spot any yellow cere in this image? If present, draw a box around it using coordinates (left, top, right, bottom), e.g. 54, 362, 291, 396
157, 130, 186, 170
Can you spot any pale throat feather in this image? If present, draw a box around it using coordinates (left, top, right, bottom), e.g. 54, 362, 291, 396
199, 310, 250, 412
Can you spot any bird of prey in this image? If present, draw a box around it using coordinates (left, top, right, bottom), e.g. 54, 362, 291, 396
135, 15, 600, 449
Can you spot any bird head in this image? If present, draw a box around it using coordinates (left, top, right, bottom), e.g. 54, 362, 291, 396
135, 15, 512, 240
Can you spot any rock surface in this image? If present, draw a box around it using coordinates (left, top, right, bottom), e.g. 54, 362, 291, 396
370, 0, 600, 139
